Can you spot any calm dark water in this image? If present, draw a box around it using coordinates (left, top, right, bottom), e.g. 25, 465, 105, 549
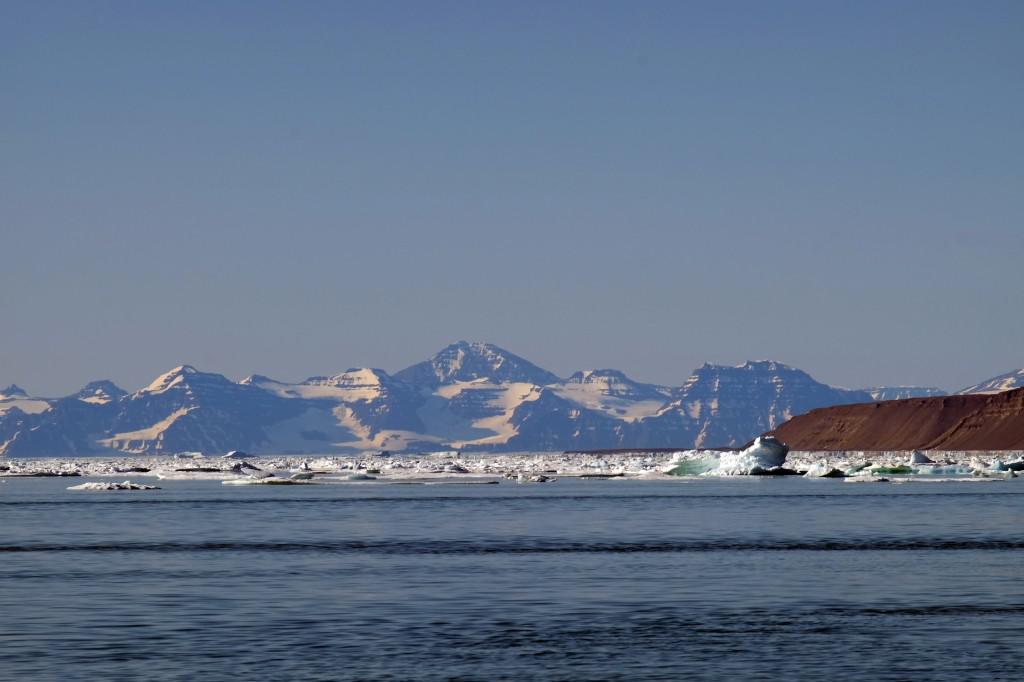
2, 476, 1023, 681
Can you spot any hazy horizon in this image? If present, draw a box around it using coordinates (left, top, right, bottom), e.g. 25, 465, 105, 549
4, 1, 1022, 396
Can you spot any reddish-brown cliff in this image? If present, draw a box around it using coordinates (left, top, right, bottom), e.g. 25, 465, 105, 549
768, 388, 1024, 450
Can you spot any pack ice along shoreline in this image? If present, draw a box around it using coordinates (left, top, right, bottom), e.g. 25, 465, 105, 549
2, 442, 1022, 484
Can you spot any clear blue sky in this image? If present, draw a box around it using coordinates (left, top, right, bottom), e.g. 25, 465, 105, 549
2, 0, 1022, 395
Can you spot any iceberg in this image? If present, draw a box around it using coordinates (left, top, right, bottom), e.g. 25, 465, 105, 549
664, 453, 719, 476
666, 437, 791, 477
716, 437, 790, 475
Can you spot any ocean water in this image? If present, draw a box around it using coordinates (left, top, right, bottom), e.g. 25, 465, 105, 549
1, 476, 1023, 681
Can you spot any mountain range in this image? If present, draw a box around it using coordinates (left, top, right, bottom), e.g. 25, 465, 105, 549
0, 341, 1017, 456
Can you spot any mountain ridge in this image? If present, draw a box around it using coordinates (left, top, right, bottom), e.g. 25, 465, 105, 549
2, 343, 1018, 456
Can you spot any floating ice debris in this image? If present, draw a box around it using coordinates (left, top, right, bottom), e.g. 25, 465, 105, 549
845, 462, 872, 476
444, 464, 470, 474
973, 468, 1017, 479
346, 473, 377, 481
68, 480, 160, 491
803, 461, 845, 478
289, 472, 314, 480
222, 450, 249, 459
870, 465, 914, 475
1, 470, 81, 477
229, 462, 273, 479
222, 478, 312, 485
516, 473, 555, 483
912, 464, 974, 476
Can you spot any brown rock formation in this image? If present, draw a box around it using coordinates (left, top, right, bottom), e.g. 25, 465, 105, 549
768, 388, 1024, 451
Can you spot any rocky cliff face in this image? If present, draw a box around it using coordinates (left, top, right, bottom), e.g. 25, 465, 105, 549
4, 343, 1004, 456
769, 388, 1024, 451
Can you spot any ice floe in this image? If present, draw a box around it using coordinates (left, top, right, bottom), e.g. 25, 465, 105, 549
68, 480, 160, 491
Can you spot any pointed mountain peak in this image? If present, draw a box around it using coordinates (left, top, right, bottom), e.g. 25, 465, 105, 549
76, 380, 127, 404
139, 365, 227, 394
240, 374, 276, 386
304, 368, 392, 388
395, 341, 561, 388
0, 384, 28, 399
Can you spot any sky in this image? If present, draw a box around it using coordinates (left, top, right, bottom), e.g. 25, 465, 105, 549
2, 0, 1022, 396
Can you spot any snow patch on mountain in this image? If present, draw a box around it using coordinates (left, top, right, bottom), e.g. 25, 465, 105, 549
552, 370, 667, 422
429, 381, 545, 446
0, 398, 53, 415
0, 385, 53, 416
958, 368, 1024, 395
100, 407, 196, 452
863, 386, 948, 401
139, 365, 202, 394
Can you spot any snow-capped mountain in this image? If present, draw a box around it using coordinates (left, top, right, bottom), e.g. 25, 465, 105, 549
861, 386, 947, 401
0, 384, 53, 416
76, 380, 127, 405
100, 365, 307, 454
242, 368, 435, 452
4, 344, 1004, 456
395, 341, 561, 388
958, 368, 1024, 395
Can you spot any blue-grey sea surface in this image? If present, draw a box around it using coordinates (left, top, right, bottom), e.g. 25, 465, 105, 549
1, 476, 1023, 681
